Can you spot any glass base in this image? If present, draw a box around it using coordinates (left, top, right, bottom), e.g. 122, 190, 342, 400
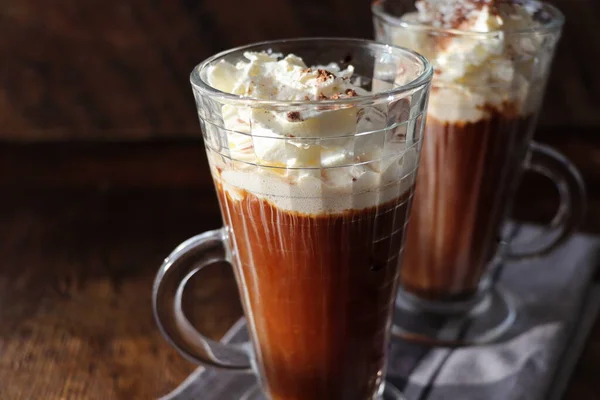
240, 382, 405, 399
392, 285, 517, 346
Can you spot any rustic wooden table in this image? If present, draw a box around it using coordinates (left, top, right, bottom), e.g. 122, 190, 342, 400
0, 137, 598, 400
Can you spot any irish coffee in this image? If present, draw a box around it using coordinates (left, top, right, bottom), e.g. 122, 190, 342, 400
153, 38, 437, 395
199, 46, 429, 399
375, 0, 560, 301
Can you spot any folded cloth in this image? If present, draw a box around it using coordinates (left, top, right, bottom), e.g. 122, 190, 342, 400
161, 225, 600, 400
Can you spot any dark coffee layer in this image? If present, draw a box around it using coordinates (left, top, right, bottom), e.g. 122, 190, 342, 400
401, 111, 534, 301
216, 183, 412, 400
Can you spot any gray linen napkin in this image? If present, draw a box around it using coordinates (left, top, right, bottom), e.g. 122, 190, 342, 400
160, 226, 600, 400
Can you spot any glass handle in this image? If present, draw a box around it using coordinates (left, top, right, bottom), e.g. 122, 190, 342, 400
152, 229, 252, 370
506, 141, 587, 261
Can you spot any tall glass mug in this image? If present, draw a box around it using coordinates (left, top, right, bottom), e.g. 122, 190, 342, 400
153, 39, 433, 399
372, 1, 587, 344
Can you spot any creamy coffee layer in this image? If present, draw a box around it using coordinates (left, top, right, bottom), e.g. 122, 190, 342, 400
202, 52, 418, 214
392, 0, 551, 123
216, 181, 411, 399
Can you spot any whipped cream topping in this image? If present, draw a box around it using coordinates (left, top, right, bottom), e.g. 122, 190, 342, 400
203, 52, 418, 214
208, 52, 365, 102
391, 0, 552, 123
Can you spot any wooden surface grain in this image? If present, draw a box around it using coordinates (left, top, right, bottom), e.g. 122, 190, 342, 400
0, 136, 598, 399
0, 142, 237, 399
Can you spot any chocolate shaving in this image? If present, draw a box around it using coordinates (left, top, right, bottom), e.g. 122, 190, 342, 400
302, 68, 313, 74
304, 95, 311, 101
286, 111, 303, 122
317, 69, 336, 83
316, 89, 358, 101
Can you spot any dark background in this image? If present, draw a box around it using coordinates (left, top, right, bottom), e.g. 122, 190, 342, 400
1, 0, 599, 139
1, 0, 599, 230
0, 0, 599, 399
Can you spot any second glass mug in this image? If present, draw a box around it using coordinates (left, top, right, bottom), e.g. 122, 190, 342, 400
372, 0, 587, 344
153, 38, 433, 400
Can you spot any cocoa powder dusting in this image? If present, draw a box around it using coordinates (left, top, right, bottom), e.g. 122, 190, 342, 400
317, 69, 335, 83
418, 0, 496, 29
287, 111, 303, 121
315, 89, 359, 101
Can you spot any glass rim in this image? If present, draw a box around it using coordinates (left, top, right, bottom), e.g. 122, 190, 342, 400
190, 37, 433, 109
371, 0, 565, 36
